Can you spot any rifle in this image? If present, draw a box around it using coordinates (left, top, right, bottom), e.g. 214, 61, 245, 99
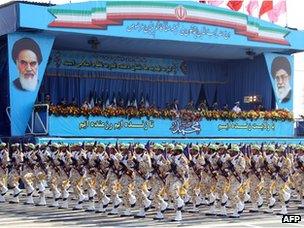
132, 158, 147, 180
48, 155, 60, 173
297, 158, 304, 173
204, 157, 217, 180
274, 163, 288, 182
168, 160, 183, 182
23, 156, 36, 171
189, 160, 202, 180
216, 159, 229, 181
250, 160, 261, 179
95, 158, 109, 178
36, 152, 48, 175
227, 159, 242, 183
58, 157, 71, 177
263, 159, 277, 180
151, 157, 166, 183
119, 159, 134, 178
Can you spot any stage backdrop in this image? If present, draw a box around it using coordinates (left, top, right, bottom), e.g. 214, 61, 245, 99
48, 115, 294, 138
8, 32, 54, 136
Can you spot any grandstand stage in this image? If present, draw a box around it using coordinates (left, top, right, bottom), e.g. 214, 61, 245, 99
1, 1, 304, 143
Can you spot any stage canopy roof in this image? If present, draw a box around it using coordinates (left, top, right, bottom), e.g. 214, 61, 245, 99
1, 1, 304, 60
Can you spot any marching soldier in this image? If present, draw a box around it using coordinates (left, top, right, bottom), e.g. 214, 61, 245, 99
133, 144, 152, 218
48, 143, 62, 207
262, 144, 278, 213
248, 144, 264, 212
165, 144, 189, 221
187, 144, 204, 213
8, 143, 23, 204
227, 145, 245, 218
215, 144, 230, 216
0, 142, 9, 202
22, 143, 37, 205
294, 145, 304, 209
106, 144, 122, 215
150, 144, 170, 220
275, 146, 292, 215
84, 142, 97, 212
35, 143, 49, 206
118, 143, 136, 217
94, 143, 111, 213
205, 144, 219, 216
57, 144, 72, 209
70, 144, 87, 210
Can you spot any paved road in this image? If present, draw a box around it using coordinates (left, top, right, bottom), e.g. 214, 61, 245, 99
0, 190, 303, 227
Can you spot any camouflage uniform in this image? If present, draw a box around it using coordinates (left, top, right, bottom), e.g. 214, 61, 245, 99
227, 145, 246, 218
0, 143, 9, 202
8, 143, 23, 204
165, 145, 189, 221
133, 144, 152, 218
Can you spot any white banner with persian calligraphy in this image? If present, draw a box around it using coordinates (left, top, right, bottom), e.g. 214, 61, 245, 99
47, 50, 187, 76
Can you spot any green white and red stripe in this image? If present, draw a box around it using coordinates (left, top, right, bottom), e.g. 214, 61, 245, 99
48, 1, 289, 45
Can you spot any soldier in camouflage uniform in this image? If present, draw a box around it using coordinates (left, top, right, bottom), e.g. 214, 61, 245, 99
150, 144, 170, 220
262, 144, 278, 213
248, 144, 264, 212
294, 145, 304, 209
165, 144, 189, 221
133, 144, 152, 218
0, 143, 9, 203
227, 145, 246, 218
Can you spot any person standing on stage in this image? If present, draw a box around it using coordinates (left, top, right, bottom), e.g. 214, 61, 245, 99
232, 101, 241, 113
0, 143, 9, 203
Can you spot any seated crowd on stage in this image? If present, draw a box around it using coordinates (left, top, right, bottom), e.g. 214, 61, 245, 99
41, 94, 292, 121
0, 141, 303, 221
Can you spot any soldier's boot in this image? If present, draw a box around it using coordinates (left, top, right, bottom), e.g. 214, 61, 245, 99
167, 201, 174, 211
160, 199, 168, 212
264, 196, 276, 213
237, 201, 245, 214
201, 197, 209, 205
49, 189, 61, 207
171, 196, 184, 221
134, 198, 151, 218
171, 210, 182, 222
153, 211, 164, 220
59, 190, 69, 209
38, 182, 45, 194
244, 192, 251, 203
37, 192, 46, 206
229, 207, 240, 218
206, 193, 216, 216
0, 186, 8, 203
130, 194, 136, 208
24, 185, 35, 205
108, 195, 122, 215
249, 202, 259, 212
25, 194, 35, 205
85, 189, 96, 212
96, 195, 110, 213
298, 197, 304, 209
277, 191, 290, 215
73, 194, 85, 210
9, 187, 22, 204
277, 204, 288, 215
217, 194, 228, 216
183, 194, 191, 205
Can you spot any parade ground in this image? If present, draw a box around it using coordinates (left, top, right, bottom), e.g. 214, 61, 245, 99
0, 190, 303, 227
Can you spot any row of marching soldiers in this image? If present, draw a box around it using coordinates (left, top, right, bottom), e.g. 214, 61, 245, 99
0, 141, 303, 221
